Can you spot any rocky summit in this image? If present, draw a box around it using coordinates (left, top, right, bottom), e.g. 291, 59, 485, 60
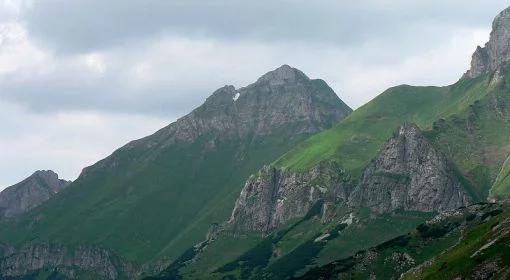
466, 6, 510, 78
0, 170, 70, 220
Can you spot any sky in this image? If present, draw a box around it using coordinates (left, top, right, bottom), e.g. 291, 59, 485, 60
0, 0, 509, 190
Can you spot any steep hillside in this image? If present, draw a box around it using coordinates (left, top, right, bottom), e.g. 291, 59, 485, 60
150, 6, 510, 279
0, 65, 351, 271
297, 201, 510, 280
148, 124, 474, 280
0, 170, 70, 220
275, 75, 494, 186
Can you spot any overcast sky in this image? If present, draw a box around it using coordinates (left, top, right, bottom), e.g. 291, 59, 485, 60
1, 0, 509, 190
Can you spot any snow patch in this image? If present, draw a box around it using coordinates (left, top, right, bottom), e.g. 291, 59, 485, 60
341, 213, 355, 226
314, 233, 331, 243
233, 92, 240, 101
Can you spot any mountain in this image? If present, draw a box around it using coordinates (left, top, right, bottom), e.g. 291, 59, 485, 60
3, 5, 510, 280
149, 6, 510, 280
0, 65, 351, 278
0, 170, 70, 220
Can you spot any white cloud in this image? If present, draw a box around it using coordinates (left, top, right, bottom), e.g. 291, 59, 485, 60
0, 101, 167, 190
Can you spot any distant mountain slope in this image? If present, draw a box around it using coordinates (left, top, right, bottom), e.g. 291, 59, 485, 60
0, 170, 70, 220
0, 65, 351, 269
153, 6, 510, 279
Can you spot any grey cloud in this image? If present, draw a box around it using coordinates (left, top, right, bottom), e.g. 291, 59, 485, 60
0, 75, 206, 118
22, 0, 509, 54
1, 0, 509, 117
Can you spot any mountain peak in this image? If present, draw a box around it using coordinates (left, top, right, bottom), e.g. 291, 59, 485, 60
256, 64, 309, 86
0, 170, 71, 219
466, 6, 510, 78
31, 170, 59, 179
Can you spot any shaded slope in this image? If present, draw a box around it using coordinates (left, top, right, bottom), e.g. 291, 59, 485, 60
0, 65, 351, 264
297, 202, 509, 280
402, 202, 510, 280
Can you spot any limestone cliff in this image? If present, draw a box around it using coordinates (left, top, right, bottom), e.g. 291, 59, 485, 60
228, 125, 473, 234
348, 124, 472, 213
0, 243, 137, 279
466, 7, 510, 78
227, 162, 349, 233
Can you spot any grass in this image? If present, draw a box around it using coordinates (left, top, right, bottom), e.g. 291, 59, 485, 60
491, 155, 510, 199
277, 70, 510, 201
0, 127, 321, 264
275, 75, 491, 178
402, 207, 510, 280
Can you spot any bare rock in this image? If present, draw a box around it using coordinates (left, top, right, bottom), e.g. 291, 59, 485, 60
0, 170, 71, 220
348, 124, 472, 213
466, 7, 510, 78
227, 161, 349, 233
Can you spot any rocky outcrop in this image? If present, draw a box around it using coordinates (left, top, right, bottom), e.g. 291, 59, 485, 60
348, 124, 472, 213
0, 243, 138, 279
227, 162, 350, 233
0, 170, 71, 220
466, 7, 510, 78
228, 124, 473, 234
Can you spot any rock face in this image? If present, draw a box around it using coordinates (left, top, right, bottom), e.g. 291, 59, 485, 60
229, 124, 473, 233
348, 124, 472, 213
0, 170, 70, 220
466, 6, 510, 78
0, 243, 137, 279
227, 162, 349, 233
109, 64, 351, 159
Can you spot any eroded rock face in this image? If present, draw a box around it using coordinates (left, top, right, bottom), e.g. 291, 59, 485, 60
0, 170, 71, 220
228, 124, 474, 234
466, 7, 510, 78
348, 124, 472, 213
0, 243, 138, 280
227, 162, 349, 233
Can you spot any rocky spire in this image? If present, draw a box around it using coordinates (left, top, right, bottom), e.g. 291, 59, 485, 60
348, 124, 472, 213
466, 6, 510, 78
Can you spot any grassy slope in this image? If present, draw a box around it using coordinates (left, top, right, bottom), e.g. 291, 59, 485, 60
402, 204, 510, 280
275, 75, 490, 177
491, 155, 510, 199
276, 71, 510, 200
0, 130, 314, 264
178, 207, 433, 280
425, 72, 510, 199
298, 202, 508, 280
